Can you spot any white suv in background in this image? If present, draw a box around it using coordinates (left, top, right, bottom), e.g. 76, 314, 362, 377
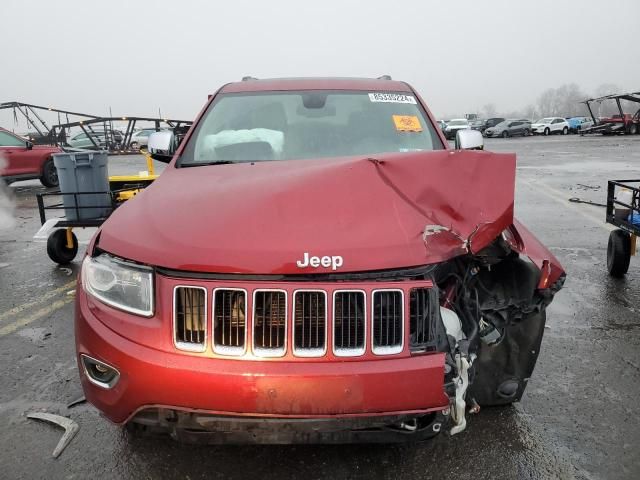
531, 117, 570, 135
443, 118, 470, 140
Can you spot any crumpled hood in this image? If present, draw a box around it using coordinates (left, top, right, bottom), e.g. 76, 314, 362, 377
98, 150, 515, 274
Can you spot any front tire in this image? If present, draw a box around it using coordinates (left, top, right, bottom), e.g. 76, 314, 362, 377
562, 126, 568, 135
46, 229, 78, 265
501, 131, 509, 138
544, 127, 550, 136
523, 129, 530, 137
607, 229, 631, 277
40, 158, 59, 188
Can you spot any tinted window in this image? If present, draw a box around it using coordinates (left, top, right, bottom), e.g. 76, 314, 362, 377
181, 91, 444, 165
0, 131, 26, 147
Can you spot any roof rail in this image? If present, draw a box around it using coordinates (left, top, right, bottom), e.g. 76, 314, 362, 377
241, 76, 258, 81
377, 75, 392, 80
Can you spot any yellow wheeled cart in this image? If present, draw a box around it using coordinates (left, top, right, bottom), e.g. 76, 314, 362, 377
36, 152, 158, 264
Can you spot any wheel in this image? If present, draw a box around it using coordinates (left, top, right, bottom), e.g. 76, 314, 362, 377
501, 131, 509, 138
544, 127, 550, 136
130, 141, 139, 150
562, 127, 568, 135
523, 129, 530, 137
628, 123, 638, 135
46, 229, 78, 265
40, 158, 59, 188
607, 229, 631, 277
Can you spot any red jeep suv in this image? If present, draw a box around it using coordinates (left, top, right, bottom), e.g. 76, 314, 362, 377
75, 77, 565, 443
0, 127, 60, 187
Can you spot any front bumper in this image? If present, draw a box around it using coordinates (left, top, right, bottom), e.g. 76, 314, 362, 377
129, 408, 448, 444
75, 289, 449, 427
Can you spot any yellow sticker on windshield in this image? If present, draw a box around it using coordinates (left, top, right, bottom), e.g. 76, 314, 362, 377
393, 115, 422, 132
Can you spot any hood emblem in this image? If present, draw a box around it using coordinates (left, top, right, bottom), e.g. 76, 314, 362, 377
296, 252, 343, 271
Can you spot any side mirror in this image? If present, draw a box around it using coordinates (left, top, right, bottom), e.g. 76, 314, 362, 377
25, 140, 33, 150
455, 129, 484, 150
147, 131, 176, 163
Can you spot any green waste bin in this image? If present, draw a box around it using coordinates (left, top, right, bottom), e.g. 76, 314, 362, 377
53, 152, 110, 221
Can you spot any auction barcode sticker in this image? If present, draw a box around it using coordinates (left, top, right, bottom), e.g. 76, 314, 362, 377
368, 93, 417, 104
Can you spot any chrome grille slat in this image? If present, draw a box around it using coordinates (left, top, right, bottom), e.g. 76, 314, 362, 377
253, 290, 286, 356
372, 290, 403, 355
173, 286, 206, 352
333, 291, 365, 356
409, 287, 436, 352
213, 289, 246, 355
293, 291, 326, 356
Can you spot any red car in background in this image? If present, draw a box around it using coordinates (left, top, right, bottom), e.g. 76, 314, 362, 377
75, 77, 565, 443
0, 127, 60, 187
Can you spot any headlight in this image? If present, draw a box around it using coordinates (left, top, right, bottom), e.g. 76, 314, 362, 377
82, 254, 154, 316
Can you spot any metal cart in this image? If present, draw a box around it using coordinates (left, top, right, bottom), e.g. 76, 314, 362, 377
35, 153, 157, 264
606, 180, 640, 277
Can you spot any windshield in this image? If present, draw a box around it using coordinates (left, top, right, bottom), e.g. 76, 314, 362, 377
536, 118, 553, 123
448, 120, 468, 126
494, 121, 509, 128
179, 91, 443, 165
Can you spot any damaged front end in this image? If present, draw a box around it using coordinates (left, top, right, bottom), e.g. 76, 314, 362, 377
425, 224, 565, 435
83, 146, 564, 442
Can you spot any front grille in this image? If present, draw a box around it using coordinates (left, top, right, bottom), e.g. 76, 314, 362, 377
333, 291, 365, 355
372, 290, 403, 354
253, 290, 287, 356
293, 291, 326, 356
213, 289, 246, 355
174, 287, 206, 352
409, 288, 436, 352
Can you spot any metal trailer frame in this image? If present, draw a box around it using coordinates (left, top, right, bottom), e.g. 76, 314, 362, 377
49, 116, 192, 153
605, 180, 640, 277
0, 101, 191, 152
580, 92, 640, 135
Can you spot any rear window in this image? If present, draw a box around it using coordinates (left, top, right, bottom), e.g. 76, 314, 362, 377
179, 90, 443, 165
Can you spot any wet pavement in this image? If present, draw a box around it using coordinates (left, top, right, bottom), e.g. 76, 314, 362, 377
1, 135, 639, 480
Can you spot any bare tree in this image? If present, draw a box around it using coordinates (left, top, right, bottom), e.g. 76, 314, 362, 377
594, 83, 621, 98
591, 83, 629, 117
482, 103, 497, 118
536, 84, 588, 117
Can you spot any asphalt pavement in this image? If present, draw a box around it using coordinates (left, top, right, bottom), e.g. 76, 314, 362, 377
1, 135, 639, 480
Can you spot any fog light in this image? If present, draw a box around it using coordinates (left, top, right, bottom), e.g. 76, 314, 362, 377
81, 354, 120, 389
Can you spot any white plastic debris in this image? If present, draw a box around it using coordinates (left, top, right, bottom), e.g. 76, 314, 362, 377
27, 412, 79, 458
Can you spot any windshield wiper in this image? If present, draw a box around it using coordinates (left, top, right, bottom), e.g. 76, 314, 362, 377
180, 160, 236, 168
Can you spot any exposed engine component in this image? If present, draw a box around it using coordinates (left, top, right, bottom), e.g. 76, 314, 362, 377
433, 233, 565, 432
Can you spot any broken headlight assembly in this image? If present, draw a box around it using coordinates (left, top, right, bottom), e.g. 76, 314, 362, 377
81, 253, 154, 317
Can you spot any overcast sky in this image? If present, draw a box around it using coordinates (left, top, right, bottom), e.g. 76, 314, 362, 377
1, 0, 638, 127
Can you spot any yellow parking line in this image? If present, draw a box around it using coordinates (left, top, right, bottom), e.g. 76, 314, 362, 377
519, 179, 614, 232
0, 280, 77, 323
0, 297, 74, 337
